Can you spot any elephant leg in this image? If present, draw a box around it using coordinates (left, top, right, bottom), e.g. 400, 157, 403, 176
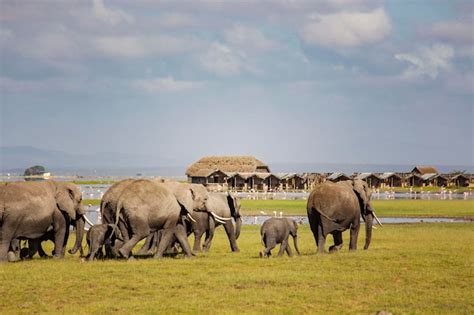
193, 228, 204, 252
174, 224, 193, 258
261, 235, 277, 258
308, 211, 320, 250
349, 222, 360, 251
0, 233, 14, 262
88, 244, 100, 261
117, 220, 148, 259
277, 239, 289, 257
37, 241, 50, 258
285, 241, 293, 257
154, 229, 175, 258
223, 220, 239, 252
136, 233, 154, 255
329, 232, 343, 252
52, 211, 67, 259
202, 217, 215, 252
316, 223, 326, 254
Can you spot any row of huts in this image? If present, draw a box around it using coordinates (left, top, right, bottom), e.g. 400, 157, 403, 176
186, 157, 472, 191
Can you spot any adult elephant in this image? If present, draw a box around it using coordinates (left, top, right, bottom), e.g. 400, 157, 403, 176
306, 179, 381, 253
193, 192, 242, 253
114, 179, 193, 259
0, 181, 85, 262
136, 182, 209, 255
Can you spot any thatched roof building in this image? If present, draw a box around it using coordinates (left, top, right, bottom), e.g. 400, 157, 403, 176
186, 156, 270, 177
412, 166, 439, 175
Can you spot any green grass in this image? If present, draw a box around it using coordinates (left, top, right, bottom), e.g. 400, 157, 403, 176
72, 180, 117, 185
0, 224, 472, 313
240, 199, 474, 218
83, 199, 101, 206
379, 186, 473, 193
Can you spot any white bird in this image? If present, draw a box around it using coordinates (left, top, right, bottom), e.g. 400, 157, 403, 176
260, 211, 267, 215
273, 211, 277, 217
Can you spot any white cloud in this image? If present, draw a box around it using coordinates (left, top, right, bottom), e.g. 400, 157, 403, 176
223, 24, 277, 51
199, 43, 245, 76
300, 8, 391, 48
429, 21, 473, 44
395, 44, 454, 80
132, 77, 204, 93
92, 0, 134, 26
94, 35, 203, 58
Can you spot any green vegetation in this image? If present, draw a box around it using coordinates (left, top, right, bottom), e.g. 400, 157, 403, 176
0, 224, 472, 313
378, 186, 473, 193
83, 199, 101, 206
240, 199, 474, 218
72, 180, 117, 185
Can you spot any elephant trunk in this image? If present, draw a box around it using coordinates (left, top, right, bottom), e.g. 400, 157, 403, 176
69, 215, 85, 255
234, 216, 242, 240
364, 212, 374, 250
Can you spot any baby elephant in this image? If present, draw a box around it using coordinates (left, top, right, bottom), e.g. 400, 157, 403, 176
260, 218, 301, 258
86, 224, 121, 261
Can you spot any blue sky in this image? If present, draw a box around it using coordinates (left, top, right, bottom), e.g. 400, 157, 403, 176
1, 0, 473, 168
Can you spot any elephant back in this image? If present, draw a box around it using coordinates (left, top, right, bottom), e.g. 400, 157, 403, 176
307, 181, 359, 219
101, 179, 136, 224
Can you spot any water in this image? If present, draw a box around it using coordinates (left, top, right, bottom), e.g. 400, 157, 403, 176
82, 206, 472, 227
80, 185, 473, 201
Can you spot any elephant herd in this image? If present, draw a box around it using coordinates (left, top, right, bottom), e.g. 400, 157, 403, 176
0, 178, 381, 262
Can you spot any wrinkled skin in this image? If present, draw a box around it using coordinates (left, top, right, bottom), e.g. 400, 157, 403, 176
260, 218, 301, 258
114, 180, 193, 259
0, 181, 85, 262
306, 179, 375, 253
86, 223, 121, 261
136, 182, 209, 255
197, 192, 242, 253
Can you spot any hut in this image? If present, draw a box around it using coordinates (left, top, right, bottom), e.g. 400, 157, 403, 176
356, 173, 382, 188
450, 174, 470, 187
404, 173, 424, 187
302, 173, 327, 190
380, 172, 402, 187
186, 156, 271, 186
226, 173, 247, 190
327, 172, 350, 182
264, 173, 281, 191
421, 173, 448, 187
411, 166, 439, 175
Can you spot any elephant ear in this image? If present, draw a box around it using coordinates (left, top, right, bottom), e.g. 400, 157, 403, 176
352, 179, 369, 214
226, 193, 240, 217
174, 189, 194, 214
56, 185, 76, 220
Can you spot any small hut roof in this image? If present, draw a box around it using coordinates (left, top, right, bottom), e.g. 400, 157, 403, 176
380, 172, 402, 180
450, 173, 469, 180
412, 166, 439, 175
421, 173, 438, 181
356, 173, 380, 180
327, 172, 349, 180
186, 156, 270, 176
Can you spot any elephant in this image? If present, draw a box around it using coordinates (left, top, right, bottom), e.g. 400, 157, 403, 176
259, 217, 301, 258
193, 192, 242, 253
114, 179, 194, 259
136, 181, 209, 255
0, 181, 86, 262
306, 179, 381, 253
85, 223, 122, 261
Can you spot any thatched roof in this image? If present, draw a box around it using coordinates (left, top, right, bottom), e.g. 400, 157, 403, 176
412, 166, 439, 175
186, 156, 270, 177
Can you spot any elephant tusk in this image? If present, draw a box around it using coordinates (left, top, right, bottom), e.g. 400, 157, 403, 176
373, 212, 383, 227
187, 213, 197, 223
211, 212, 232, 221
214, 217, 227, 224
83, 214, 95, 227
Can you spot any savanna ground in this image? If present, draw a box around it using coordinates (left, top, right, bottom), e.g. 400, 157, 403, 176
1, 223, 473, 314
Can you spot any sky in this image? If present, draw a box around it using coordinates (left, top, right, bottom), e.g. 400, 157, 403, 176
1, 0, 473, 169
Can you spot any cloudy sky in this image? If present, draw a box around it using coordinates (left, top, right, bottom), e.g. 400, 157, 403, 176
1, 0, 473, 168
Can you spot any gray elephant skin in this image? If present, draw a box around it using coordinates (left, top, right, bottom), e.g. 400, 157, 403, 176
114, 179, 194, 259
86, 223, 121, 261
0, 181, 85, 262
260, 218, 301, 258
306, 179, 378, 253
192, 192, 242, 253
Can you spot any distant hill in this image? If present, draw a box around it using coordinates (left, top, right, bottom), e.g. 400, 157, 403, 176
0, 146, 180, 174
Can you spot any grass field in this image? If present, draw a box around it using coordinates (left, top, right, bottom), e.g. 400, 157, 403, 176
239, 199, 474, 218
0, 224, 472, 313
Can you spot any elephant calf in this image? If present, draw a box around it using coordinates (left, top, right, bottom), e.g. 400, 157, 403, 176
86, 224, 121, 261
260, 218, 301, 258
